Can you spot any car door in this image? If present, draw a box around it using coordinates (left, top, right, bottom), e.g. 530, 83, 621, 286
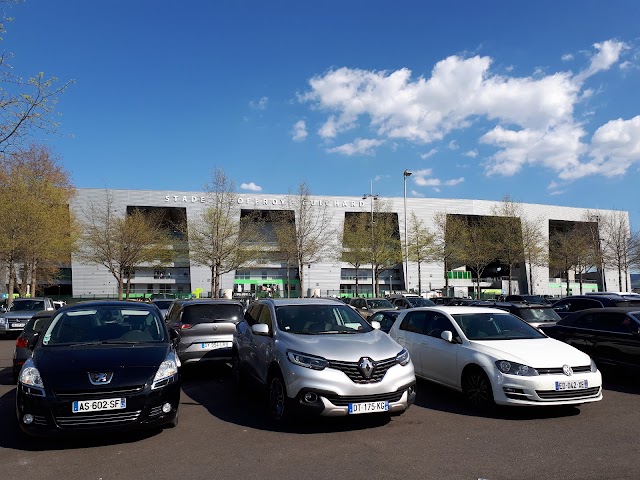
252, 304, 276, 384
392, 311, 428, 376
557, 312, 599, 357
591, 312, 640, 369
238, 303, 263, 380
419, 312, 460, 387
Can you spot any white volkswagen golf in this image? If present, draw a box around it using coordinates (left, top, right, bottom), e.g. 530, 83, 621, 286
389, 306, 603, 410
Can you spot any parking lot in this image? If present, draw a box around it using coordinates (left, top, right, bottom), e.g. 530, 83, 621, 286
0, 337, 638, 480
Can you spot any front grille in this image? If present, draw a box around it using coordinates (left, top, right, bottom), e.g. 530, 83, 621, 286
323, 390, 405, 406
148, 405, 164, 418
32, 415, 47, 426
53, 386, 144, 401
327, 357, 397, 384
536, 387, 601, 400
537, 366, 591, 375
54, 410, 142, 428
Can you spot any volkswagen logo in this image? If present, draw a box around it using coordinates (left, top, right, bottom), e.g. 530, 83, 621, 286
358, 357, 375, 379
562, 365, 573, 376
88, 372, 113, 385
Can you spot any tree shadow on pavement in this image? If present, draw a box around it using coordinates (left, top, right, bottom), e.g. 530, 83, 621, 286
180, 363, 392, 434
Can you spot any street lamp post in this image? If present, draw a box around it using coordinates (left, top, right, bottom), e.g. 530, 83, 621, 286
363, 187, 379, 297
403, 169, 412, 293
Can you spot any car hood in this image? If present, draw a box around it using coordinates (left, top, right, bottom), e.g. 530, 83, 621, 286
280, 329, 403, 362
34, 344, 170, 390
469, 338, 591, 368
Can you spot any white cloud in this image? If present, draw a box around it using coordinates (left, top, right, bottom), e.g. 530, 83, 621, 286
326, 138, 384, 156
420, 148, 438, 159
302, 39, 637, 181
412, 168, 464, 189
448, 140, 459, 150
410, 190, 425, 197
240, 182, 262, 192
464, 149, 478, 158
561, 53, 574, 62
291, 120, 308, 142
249, 96, 269, 110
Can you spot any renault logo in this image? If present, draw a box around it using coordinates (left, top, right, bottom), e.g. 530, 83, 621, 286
358, 357, 375, 379
88, 372, 113, 385
562, 365, 573, 376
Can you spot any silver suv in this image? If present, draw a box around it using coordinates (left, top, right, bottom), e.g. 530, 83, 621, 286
232, 298, 416, 423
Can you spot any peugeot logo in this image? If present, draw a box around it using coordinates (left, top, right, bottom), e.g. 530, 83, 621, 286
562, 365, 573, 376
358, 357, 375, 379
88, 372, 113, 385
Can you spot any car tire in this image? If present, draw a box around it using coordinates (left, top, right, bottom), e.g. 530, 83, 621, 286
462, 368, 495, 412
231, 350, 247, 392
268, 372, 291, 424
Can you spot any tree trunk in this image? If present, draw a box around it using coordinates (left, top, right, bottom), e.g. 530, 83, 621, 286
286, 262, 291, 298
528, 261, 534, 295
118, 274, 124, 300
125, 272, 132, 299
7, 263, 15, 306
618, 266, 622, 292
30, 261, 37, 298
579, 271, 583, 295
444, 259, 449, 294
417, 261, 422, 295
475, 273, 481, 299
565, 270, 570, 297
299, 262, 305, 298
210, 265, 216, 299
507, 262, 513, 295
19, 263, 28, 297
355, 265, 359, 296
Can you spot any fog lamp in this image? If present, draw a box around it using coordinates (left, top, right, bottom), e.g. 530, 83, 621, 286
23, 414, 34, 425
162, 403, 172, 414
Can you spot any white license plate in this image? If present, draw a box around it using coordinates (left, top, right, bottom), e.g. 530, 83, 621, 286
348, 401, 389, 414
555, 380, 588, 391
72, 398, 126, 413
201, 341, 232, 349
10, 323, 25, 328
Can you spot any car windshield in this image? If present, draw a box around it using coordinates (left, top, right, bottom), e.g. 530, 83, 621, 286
517, 307, 561, 322
407, 297, 436, 307
451, 312, 546, 340
41, 306, 166, 345
182, 304, 243, 324
9, 300, 45, 311
275, 305, 374, 334
152, 300, 173, 309
366, 299, 394, 309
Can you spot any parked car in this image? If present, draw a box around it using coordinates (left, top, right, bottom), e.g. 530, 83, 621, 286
152, 299, 174, 319
165, 299, 244, 366
12, 310, 55, 382
368, 309, 402, 333
389, 294, 436, 310
232, 298, 416, 423
349, 297, 395, 319
431, 297, 454, 305
551, 294, 640, 319
388, 306, 602, 410
475, 301, 561, 328
445, 298, 486, 306
540, 307, 640, 373
504, 295, 552, 305
16, 301, 180, 436
0, 298, 56, 336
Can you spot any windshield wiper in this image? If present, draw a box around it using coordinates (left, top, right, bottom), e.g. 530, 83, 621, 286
314, 330, 361, 334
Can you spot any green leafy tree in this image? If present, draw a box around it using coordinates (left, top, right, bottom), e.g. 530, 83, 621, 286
340, 212, 370, 297
406, 211, 435, 295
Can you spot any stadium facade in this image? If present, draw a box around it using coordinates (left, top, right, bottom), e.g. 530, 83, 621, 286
67, 188, 630, 300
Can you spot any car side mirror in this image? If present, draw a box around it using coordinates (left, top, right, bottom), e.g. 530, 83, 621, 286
251, 323, 270, 336
371, 320, 381, 330
362, 306, 368, 310
440, 330, 454, 343
27, 333, 39, 350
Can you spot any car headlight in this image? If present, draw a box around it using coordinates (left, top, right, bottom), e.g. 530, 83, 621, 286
286, 350, 328, 370
20, 359, 44, 388
396, 348, 410, 366
0, 317, 6, 325
495, 360, 539, 376
152, 352, 179, 389
590, 358, 598, 373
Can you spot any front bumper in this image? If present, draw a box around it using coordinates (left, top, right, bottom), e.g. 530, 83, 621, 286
16, 378, 181, 436
282, 359, 416, 417
491, 369, 603, 406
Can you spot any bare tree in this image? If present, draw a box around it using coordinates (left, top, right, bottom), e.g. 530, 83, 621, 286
78, 191, 175, 299
491, 196, 525, 296
459, 216, 500, 299
600, 210, 632, 291
549, 226, 583, 297
432, 212, 467, 295
0, 1, 73, 152
340, 212, 370, 297
406, 211, 434, 295
273, 182, 335, 298
520, 217, 547, 294
187, 168, 262, 298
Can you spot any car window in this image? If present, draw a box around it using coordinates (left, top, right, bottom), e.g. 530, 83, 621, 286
592, 312, 640, 334
42, 306, 165, 345
9, 300, 45, 311
258, 305, 273, 331
452, 312, 546, 340
366, 299, 393, 309
182, 304, 243, 325
399, 311, 428, 334
275, 304, 373, 334
517, 307, 561, 322
425, 312, 456, 339
407, 297, 436, 307
23, 315, 52, 334
553, 300, 570, 312
244, 304, 261, 326
573, 299, 602, 310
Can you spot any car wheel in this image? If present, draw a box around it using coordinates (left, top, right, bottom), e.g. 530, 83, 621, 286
462, 368, 495, 412
231, 350, 247, 392
165, 408, 179, 428
268, 373, 290, 423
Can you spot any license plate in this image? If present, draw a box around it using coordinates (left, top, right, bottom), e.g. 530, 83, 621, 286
72, 398, 126, 413
10, 323, 25, 328
348, 401, 389, 414
201, 341, 232, 349
555, 380, 588, 391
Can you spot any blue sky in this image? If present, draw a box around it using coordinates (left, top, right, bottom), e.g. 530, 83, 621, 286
7, 1, 640, 226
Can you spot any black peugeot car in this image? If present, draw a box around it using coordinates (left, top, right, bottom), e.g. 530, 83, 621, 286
16, 301, 181, 436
